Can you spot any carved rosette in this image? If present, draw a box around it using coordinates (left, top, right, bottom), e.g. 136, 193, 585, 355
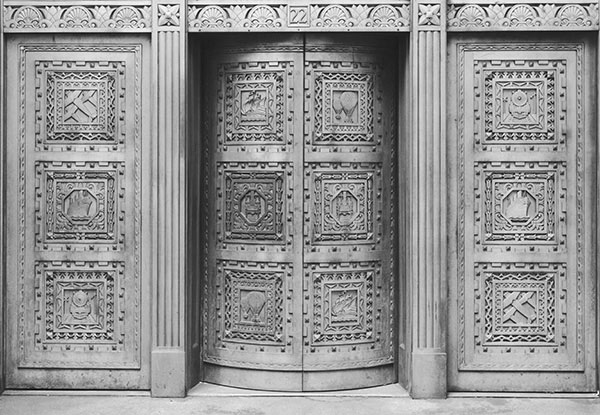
448, 2, 599, 30
3, 5, 152, 31
188, 3, 410, 31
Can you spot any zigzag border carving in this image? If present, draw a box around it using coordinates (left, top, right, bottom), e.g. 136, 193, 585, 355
3, 4, 152, 31
188, 3, 410, 31
448, 2, 599, 30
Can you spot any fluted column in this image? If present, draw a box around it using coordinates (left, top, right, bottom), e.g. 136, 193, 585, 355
408, 0, 447, 398
151, 0, 187, 397
0, 0, 4, 394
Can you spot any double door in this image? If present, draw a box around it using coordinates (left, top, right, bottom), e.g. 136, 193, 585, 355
201, 35, 398, 391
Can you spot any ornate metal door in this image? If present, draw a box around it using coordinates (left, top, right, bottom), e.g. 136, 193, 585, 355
5, 36, 151, 388
448, 37, 597, 392
202, 35, 397, 391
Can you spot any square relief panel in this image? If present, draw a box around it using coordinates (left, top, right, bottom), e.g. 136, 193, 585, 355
307, 263, 378, 346
36, 161, 125, 251
474, 263, 566, 350
221, 265, 286, 344
312, 67, 375, 145
33, 261, 125, 353
306, 162, 381, 246
217, 162, 292, 248
475, 161, 566, 248
473, 59, 566, 147
36, 60, 126, 148
220, 62, 288, 146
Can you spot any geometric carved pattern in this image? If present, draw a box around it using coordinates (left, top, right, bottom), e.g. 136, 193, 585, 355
477, 162, 566, 245
486, 69, 555, 142
33, 261, 125, 353
473, 59, 567, 149
310, 266, 374, 345
223, 65, 285, 144
36, 161, 125, 250
36, 61, 126, 148
220, 164, 288, 243
474, 263, 566, 352
483, 269, 556, 344
223, 267, 284, 344
314, 71, 374, 144
310, 164, 378, 243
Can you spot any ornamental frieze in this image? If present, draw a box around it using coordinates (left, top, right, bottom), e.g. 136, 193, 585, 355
187, 3, 410, 31
447, 1, 599, 30
3, 4, 151, 31
3, 1, 600, 33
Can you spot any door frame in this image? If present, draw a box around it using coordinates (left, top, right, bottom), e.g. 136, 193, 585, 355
446, 32, 598, 393
186, 32, 411, 392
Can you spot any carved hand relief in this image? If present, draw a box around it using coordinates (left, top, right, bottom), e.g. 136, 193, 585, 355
219, 63, 292, 150
476, 162, 566, 247
312, 69, 375, 145
223, 268, 284, 344
36, 61, 126, 148
218, 163, 292, 246
34, 262, 125, 353
36, 162, 124, 250
474, 264, 566, 352
308, 163, 381, 244
474, 60, 565, 146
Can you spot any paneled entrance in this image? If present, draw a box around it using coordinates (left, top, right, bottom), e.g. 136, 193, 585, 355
200, 35, 398, 391
447, 35, 598, 392
4, 36, 152, 389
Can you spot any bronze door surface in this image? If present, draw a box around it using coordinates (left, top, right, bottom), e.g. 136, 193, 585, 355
448, 37, 597, 392
4, 36, 151, 388
202, 35, 398, 391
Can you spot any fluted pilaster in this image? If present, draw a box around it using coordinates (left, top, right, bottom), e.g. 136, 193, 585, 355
408, 0, 447, 398
151, 0, 187, 397
0, 0, 4, 394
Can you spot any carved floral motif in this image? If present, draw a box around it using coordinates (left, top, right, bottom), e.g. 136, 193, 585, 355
4, 5, 151, 30
448, 3, 599, 30
157, 4, 180, 27
188, 3, 410, 31
418, 4, 442, 26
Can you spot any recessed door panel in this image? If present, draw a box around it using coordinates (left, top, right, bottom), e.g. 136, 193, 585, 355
202, 35, 398, 391
448, 38, 597, 392
5, 36, 151, 389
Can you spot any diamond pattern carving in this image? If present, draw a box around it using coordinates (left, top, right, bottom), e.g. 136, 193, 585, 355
36, 162, 124, 250
476, 162, 566, 245
37, 61, 126, 147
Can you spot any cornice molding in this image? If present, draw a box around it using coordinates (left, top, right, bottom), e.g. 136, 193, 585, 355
448, 2, 599, 30
188, 3, 411, 32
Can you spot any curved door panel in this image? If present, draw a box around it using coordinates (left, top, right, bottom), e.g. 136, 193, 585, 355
202, 34, 398, 391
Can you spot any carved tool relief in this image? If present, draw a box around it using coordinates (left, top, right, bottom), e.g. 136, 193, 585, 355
36, 60, 127, 149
